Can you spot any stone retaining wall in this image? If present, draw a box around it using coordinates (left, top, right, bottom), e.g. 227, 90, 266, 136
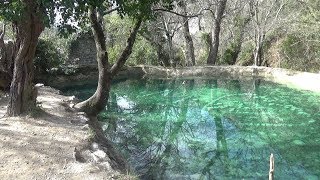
39, 65, 320, 93
139, 66, 320, 93
66, 34, 97, 68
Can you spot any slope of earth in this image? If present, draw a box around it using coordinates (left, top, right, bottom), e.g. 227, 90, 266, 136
0, 86, 126, 180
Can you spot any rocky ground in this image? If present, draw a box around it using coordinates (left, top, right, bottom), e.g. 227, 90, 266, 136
0, 86, 130, 180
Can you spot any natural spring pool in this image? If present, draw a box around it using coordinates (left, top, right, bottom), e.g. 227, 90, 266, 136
62, 78, 320, 179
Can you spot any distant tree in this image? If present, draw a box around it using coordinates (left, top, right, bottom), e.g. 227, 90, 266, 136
179, 0, 196, 66
249, 0, 287, 66
206, 0, 228, 65
221, 0, 251, 65
140, 20, 172, 67
139, 9, 183, 67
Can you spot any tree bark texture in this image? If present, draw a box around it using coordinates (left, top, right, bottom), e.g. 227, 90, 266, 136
0, 24, 6, 72
161, 18, 176, 67
74, 8, 111, 116
0, 25, 15, 89
7, 0, 44, 116
75, 7, 142, 116
207, 0, 227, 65
167, 33, 175, 67
254, 33, 265, 66
181, 2, 195, 66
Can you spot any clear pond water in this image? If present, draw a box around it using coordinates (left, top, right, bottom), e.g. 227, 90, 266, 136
62, 78, 320, 179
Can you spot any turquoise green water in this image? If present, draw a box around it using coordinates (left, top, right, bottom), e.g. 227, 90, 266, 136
63, 78, 320, 179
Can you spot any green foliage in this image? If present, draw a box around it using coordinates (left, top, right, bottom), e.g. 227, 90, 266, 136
105, 14, 132, 64
128, 37, 158, 65
41, 28, 74, 61
105, 14, 157, 66
34, 39, 62, 74
115, 0, 173, 19
197, 32, 211, 65
201, 32, 211, 48
279, 34, 320, 72
174, 48, 186, 66
220, 43, 237, 65
1, 0, 173, 36
34, 28, 82, 75
198, 49, 209, 65
237, 42, 254, 66
0, 1, 78, 30
0, 0, 25, 22
281, 35, 302, 56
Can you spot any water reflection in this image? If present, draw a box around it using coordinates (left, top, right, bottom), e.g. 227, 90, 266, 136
62, 78, 320, 179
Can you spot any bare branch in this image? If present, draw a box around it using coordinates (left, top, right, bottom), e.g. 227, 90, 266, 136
153, 8, 200, 18
103, 7, 119, 15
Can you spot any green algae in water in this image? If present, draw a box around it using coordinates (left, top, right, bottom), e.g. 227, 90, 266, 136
62, 78, 320, 179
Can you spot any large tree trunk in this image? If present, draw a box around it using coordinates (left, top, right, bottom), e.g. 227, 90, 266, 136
75, 7, 142, 116
7, 0, 44, 116
74, 8, 111, 116
207, 0, 227, 65
181, 2, 195, 66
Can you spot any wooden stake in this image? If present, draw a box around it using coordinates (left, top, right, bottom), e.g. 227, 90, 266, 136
269, 153, 274, 180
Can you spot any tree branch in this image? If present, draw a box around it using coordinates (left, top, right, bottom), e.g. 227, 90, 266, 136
0, 23, 5, 40
110, 17, 143, 77
153, 8, 200, 18
103, 6, 119, 15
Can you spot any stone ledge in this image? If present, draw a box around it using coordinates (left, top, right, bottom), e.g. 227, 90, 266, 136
138, 65, 320, 93
37, 65, 320, 93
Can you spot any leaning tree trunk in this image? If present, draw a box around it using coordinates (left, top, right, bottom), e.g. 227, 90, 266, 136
74, 8, 111, 116
75, 7, 142, 116
7, 0, 44, 116
181, 1, 195, 66
207, 0, 227, 65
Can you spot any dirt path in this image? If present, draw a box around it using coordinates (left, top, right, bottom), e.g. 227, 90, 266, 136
0, 86, 126, 180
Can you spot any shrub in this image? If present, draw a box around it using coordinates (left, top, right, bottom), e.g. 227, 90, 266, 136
128, 37, 158, 65
237, 42, 254, 66
220, 43, 238, 65
280, 34, 320, 72
34, 39, 62, 74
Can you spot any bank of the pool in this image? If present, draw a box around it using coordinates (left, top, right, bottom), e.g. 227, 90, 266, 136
138, 66, 320, 93
39, 66, 320, 93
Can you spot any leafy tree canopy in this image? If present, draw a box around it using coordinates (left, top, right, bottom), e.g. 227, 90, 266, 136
0, 0, 173, 34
